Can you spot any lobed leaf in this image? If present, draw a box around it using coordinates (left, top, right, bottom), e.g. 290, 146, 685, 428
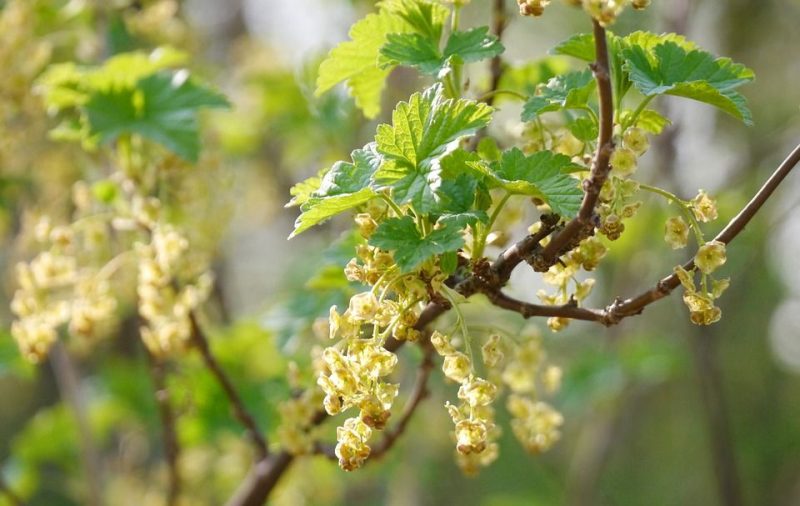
369, 215, 464, 272
373, 84, 492, 212
522, 69, 596, 122
623, 42, 754, 124
468, 148, 583, 217
85, 70, 229, 162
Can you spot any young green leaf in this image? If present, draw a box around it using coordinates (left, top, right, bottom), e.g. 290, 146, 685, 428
316, 0, 447, 118
290, 145, 382, 236
369, 216, 464, 272
372, 84, 492, 213
379, 33, 443, 75
443, 26, 504, 65
623, 109, 672, 135
568, 116, 599, 142
468, 148, 583, 217
316, 11, 408, 119
623, 42, 754, 124
522, 70, 596, 121
316, 144, 382, 197
290, 190, 375, 239
85, 70, 229, 162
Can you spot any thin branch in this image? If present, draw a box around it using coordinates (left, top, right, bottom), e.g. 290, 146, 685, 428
688, 327, 743, 506
370, 344, 435, 460
600, 142, 800, 323
144, 350, 181, 506
483, 142, 800, 326
189, 313, 269, 459
540, 19, 615, 263
484, 0, 508, 108
481, 289, 604, 323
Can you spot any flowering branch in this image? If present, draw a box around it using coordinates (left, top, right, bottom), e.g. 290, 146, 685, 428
540, 19, 615, 263
189, 313, 269, 459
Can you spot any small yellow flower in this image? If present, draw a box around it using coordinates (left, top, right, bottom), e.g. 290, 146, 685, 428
695, 241, 727, 274
691, 190, 719, 223
664, 216, 689, 249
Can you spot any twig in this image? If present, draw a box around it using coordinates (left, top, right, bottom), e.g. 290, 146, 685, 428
485, 0, 508, 108
370, 344, 435, 460
599, 142, 800, 323
540, 20, 615, 263
50, 342, 103, 506
189, 313, 269, 459
144, 350, 181, 505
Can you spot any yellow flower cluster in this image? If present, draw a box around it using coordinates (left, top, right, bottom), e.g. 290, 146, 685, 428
136, 222, 214, 357
536, 236, 605, 332
276, 388, 325, 456
675, 248, 729, 326
501, 335, 564, 453
11, 217, 117, 362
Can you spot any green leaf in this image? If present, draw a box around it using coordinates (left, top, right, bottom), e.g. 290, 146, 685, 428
316, 144, 382, 197
438, 211, 488, 228
287, 173, 323, 208
552, 31, 701, 104
477, 137, 501, 161
382, 0, 449, 42
369, 216, 464, 272
379, 26, 503, 77
551, 33, 595, 61
468, 148, 583, 217
569, 116, 598, 142
373, 84, 492, 212
443, 27, 504, 65
85, 70, 229, 162
316, 11, 408, 119
623, 42, 754, 124
522, 70, 596, 122
497, 58, 570, 99
379, 33, 443, 75
290, 144, 382, 236
630, 109, 671, 134
290, 189, 375, 239
316, 0, 447, 118
37, 47, 189, 110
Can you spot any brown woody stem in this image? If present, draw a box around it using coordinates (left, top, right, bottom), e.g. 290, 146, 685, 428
540, 20, 615, 262
190, 313, 269, 459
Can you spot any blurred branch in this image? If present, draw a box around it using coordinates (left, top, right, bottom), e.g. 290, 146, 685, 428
485, 0, 508, 107
688, 327, 743, 506
144, 350, 181, 506
540, 19, 615, 262
0, 472, 24, 506
370, 343, 435, 460
50, 342, 103, 506
598, 142, 800, 323
189, 313, 268, 459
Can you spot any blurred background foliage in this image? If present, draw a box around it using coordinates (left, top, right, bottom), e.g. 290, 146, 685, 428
1, 0, 800, 505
